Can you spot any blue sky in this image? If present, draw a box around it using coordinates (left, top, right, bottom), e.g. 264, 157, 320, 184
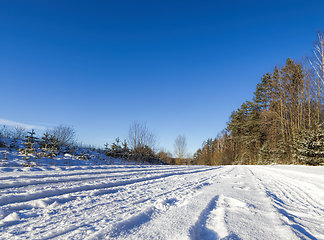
1, 0, 324, 155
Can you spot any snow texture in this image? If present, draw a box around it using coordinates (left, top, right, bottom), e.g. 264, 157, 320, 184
0, 148, 134, 167
0, 165, 323, 239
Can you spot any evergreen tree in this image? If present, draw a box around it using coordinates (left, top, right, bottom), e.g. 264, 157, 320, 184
40, 132, 51, 158
49, 135, 59, 161
192, 148, 202, 164
293, 128, 324, 165
110, 137, 122, 158
20, 129, 38, 167
122, 140, 130, 163
258, 143, 272, 165
194, 33, 324, 166
104, 143, 111, 164
254, 73, 272, 111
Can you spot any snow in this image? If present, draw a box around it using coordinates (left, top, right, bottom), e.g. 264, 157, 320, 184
0, 165, 323, 239
0, 148, 130, 167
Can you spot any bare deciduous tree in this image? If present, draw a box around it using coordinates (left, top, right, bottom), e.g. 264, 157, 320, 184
0, 125, 11, 138
51, 125, 76, 146
13, 126, 27, 139
128, 121, 156, 150
310, 32, 324, 92
174, 134, 187, 159
309, 32, 324, 133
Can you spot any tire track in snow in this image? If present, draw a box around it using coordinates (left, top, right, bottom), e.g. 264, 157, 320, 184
189, 166, 295, 240
82, 168, 233, 240
268, 178, 324, 219
99, 167, 240, 240
189, 195, 222, 240
256, 166, 324, 210
0, 168, 219, 218
0, 165, 192, 181
7, 167, 227, 240
190, 194, 249, 240
249, 167, 324, 240
264, 183, 323, 240
0, 166, 201, 190
0, 166, 223, 237
0, 167, 216, 207
95, 166, 294, 240
189, 169, 242, 240
3, 166, 321, 240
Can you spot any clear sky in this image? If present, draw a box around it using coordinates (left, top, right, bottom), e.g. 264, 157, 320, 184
1, 0, 324, 155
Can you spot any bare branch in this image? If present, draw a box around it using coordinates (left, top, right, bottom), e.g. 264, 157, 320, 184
174, 135, 187, 159
128, 121, 156, 150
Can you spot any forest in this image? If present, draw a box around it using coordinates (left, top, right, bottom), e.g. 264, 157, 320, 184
192, 33, 324, 166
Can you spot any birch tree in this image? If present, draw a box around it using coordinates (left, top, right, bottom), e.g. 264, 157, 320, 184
309, 32, 324, 131
174, 134, 187, 159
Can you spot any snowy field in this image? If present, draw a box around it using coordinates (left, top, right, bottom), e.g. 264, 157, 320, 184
0, 165, 323, 240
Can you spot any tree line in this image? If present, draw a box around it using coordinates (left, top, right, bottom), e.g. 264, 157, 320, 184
1, 120, 191, 166
0, 122, 167, 166
0, 125, 88, 166
193, 32, 324, 166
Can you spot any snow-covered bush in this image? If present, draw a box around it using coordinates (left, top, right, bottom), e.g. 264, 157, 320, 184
293, 128, 324, 165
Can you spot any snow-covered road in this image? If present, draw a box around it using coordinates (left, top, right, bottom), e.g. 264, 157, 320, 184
0, 165, 323, 240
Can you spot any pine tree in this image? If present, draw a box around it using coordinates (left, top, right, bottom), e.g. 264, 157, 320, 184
258, 143, 272, 164
110, 138, 122, 159
293, 128, 324, 165
48, 135, 59, 165
192, 148, 202, 164
122, 140, 130, 163
254, 73, 272, 111
20, 129, 38, 167
40, 132, 51, 158
104, 143, 111, 164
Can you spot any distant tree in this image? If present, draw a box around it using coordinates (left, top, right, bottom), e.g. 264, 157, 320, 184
0, 125, 11, 138
122, 139, 130, 162
128, 121, 156, 163
51, 125, 76, 146
20, 129, 38, 167
157, 149, 173, 164
174, 135, 187, 159
128, 121, 156, 150
12, 126, 27, 140
192, 148, 202, 164
104, 142, 110, 164
110, 137, 122, 158
40, 131, 52, 158
48, 135, 59, 161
